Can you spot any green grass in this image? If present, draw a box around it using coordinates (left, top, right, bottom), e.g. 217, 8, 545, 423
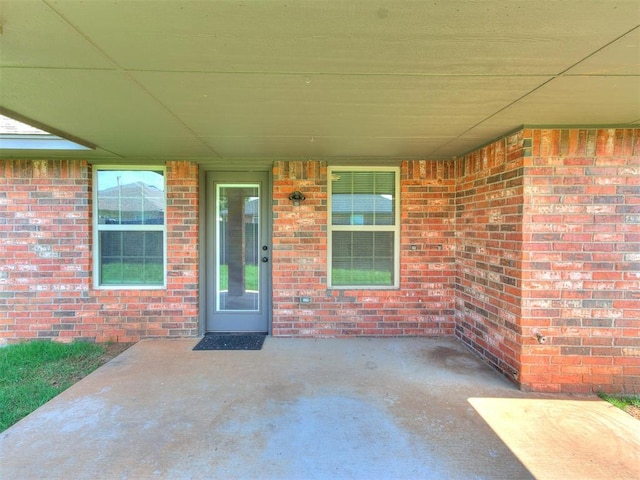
101, 262, 163, 285
219, 264, 259, 290
0, 341, 108, 432
332, 268, 392, 286
598, 392, 640, 410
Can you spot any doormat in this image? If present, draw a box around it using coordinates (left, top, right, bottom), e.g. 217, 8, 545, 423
193, 333, 267, 351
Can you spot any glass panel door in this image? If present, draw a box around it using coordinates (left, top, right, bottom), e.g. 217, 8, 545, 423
216, 184, 260, 312
206, 171, 271, 333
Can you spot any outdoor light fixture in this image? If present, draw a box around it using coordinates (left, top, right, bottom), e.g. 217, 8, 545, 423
288, 191, 306, 206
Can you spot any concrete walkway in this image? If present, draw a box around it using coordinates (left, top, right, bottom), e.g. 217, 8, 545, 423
1, 337, 638, 480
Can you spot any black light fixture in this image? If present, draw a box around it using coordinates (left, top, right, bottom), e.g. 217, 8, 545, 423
288, 190, 306, 206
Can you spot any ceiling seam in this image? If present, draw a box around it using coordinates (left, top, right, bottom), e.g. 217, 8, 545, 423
0, 61, 588, 78
554, 24, 640, 78
2, 65, 636, 78
429, 24, 640, 157
121, 70, 556, 78
39, 0, 223, 159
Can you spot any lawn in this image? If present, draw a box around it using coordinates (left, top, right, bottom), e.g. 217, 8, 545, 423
332, 268, 392, 286
101, 262, 163, 285
218, 264, 258, 290
598, 392, 640, 420
0, 341, 130, 432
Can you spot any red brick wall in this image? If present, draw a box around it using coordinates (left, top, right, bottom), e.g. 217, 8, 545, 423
271, 160, 456, 336
456, 128, 640, 394
0, 160, 199, 344
455, 131, 526, 384
1, 133, 637, 394
520, 129, 640, 393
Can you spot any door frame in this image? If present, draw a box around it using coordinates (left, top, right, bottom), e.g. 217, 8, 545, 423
198, 168, 273, 335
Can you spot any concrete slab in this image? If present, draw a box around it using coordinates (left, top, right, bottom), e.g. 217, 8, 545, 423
1, 337, 638, 480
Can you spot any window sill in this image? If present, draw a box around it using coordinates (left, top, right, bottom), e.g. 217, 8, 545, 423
94, 285, 166, 291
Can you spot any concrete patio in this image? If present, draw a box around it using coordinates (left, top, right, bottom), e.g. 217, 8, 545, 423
1, 337, 638, 479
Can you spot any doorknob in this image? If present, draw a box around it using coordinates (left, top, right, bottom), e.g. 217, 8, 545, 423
262, 245, 268, 251
262, 257, 269, 263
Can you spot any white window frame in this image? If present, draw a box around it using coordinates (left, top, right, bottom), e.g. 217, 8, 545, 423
327, 166, 400, 289
93, 166, 167, 290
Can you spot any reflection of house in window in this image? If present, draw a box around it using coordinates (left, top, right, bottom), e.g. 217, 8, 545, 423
94, 170, 166, 287
242, 197, 260, 224
98, 182, 165, 225
331, 194, 394, 226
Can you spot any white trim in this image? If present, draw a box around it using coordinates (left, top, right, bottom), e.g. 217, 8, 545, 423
92, 166, 167, 289
214, 182, 261, 312
327, 166, 400, 289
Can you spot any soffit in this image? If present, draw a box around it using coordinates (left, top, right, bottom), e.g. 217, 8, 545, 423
0, 0, 638, 161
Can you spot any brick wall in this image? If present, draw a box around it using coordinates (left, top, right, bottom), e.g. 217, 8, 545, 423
520, 129, 639, 393
456, 128, 640, 394
271, 160, 456, 336
0, 159, 199, 344
455, 131, 526, 384
1, 133, 637, 394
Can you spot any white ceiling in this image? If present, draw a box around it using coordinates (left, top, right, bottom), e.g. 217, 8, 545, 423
0, 0, 639, 162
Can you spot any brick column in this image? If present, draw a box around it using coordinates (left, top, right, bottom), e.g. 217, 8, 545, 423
520, 129, 640, 393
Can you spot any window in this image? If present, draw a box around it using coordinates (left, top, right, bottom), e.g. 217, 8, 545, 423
328, 167, 400, 288
94, 168, 166, 288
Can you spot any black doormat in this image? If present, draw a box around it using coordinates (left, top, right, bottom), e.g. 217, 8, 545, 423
193, 333, 267, 351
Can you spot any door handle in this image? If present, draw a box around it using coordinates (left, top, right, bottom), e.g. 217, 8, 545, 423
262, 257, 269, 263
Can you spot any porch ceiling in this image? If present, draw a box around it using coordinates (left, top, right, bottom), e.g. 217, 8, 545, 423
0, 1, 638, 162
